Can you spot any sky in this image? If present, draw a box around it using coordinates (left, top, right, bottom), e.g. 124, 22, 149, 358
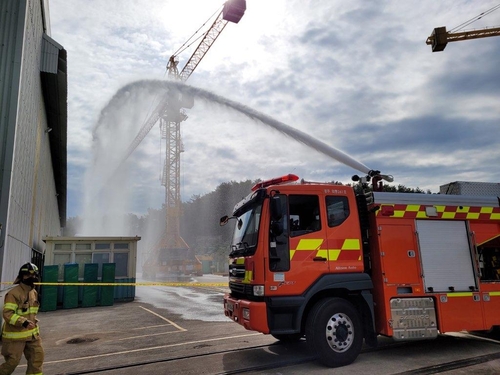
47, 0, 500, 220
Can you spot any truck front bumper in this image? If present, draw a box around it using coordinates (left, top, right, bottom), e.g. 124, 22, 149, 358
224, 293, 269, 334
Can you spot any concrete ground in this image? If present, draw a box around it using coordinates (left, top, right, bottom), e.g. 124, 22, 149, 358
3, 297, 500, 374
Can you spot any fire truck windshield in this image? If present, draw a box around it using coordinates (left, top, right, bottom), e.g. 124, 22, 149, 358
230, 204, 262, 256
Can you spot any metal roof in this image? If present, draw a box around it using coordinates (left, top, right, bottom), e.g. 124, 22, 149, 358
43, 236, 142, 242
372, 192, 500, 207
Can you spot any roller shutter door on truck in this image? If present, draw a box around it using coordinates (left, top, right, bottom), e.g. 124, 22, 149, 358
416, 220, 476, 292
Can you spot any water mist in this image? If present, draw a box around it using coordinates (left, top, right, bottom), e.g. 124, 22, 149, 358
81, 79, 372, 238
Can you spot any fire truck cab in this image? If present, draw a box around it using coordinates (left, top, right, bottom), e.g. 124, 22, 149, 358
222, 174, 500, 368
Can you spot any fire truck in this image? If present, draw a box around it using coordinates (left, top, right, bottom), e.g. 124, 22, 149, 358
220, 172, 500, 368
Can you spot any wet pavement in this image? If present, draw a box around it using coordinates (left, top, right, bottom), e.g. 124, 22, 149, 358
4, 284, 500, 374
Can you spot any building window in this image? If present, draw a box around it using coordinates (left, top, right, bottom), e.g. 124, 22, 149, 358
76, 243, 91, 250
53, 253, 71, 279
114, 252, 129, 277
92, 252, 110, 277
55, 244, 71, 250
75, 253, 92, 279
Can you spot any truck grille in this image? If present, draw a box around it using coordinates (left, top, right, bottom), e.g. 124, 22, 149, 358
228, 262, 256, 298
229, 281, 253, 297
228, 263, 246, 279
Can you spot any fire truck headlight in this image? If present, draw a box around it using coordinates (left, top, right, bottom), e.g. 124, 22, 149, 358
253, 285, 264, 296
242, 308, 250, 320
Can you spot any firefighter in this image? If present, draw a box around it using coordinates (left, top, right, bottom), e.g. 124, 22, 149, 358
0, 263, 44, 375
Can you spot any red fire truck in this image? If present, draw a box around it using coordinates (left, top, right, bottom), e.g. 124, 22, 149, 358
220, 172, 500, 367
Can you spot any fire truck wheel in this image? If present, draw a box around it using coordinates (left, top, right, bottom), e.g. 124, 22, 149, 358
271, 333, 303, 342
305, 297, 363, 368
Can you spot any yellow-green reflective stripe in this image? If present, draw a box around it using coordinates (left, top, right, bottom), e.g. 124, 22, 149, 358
393, 211, 405, 218
316, 249, 328, 258
3, 303, 18, 311
446, 292, 473, 297
9, 315, 20, 325
406, 205, 420, 212
342, 239, 360, 250
296, 239, 323, 250
2, 326, 39, 339
329, 249, 341, 260
16, 307, 38, 316
242, 270, 253, 284
489, 292, 500, 296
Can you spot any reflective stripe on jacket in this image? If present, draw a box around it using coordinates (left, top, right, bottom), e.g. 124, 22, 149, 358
2, 283, 41, 341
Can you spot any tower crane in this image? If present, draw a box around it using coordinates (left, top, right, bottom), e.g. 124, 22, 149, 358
134, 0, 246, 279
426, 25, 500, 52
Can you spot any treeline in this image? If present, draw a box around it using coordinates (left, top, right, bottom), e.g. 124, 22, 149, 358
63, 179, 259, 263
179, 179, 257, 265
64, 179, 431, 261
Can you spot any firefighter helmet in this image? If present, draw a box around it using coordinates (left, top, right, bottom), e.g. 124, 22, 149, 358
14, 262, 39, 284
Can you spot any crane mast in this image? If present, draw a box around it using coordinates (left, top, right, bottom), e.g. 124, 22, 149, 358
141, 0, 246, 279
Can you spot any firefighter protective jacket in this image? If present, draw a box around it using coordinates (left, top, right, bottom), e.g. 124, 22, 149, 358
2, 283, 41, 341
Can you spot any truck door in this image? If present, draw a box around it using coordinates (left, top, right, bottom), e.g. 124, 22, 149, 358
287, 194, 330, 279
379, 223, 421, 287
324, 195, 363, 272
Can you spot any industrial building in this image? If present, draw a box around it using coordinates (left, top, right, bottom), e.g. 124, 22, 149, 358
0, 0, 67, 287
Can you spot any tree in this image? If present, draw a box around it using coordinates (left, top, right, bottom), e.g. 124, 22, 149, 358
180, 179, 257, 257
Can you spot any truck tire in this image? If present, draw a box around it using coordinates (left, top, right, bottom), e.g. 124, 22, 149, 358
305, 298, 363, 368
271, 333, 303, 342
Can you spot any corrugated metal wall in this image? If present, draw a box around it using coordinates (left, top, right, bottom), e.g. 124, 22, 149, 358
0, 0, 62, 287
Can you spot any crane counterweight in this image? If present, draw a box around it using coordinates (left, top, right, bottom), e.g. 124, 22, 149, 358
223, 0, 246, 24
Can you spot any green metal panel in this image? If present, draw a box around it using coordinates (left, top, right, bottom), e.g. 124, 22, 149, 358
202, 260, 212, 274
40, 265, 58, 311
100, 263, 115, 306
81, 263, 98, 307
63, 263, 78, 309
114, 278, 136, 302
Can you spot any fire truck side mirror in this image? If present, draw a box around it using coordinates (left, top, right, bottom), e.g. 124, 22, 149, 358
219, 215, 229, 226
270, 196, 283, 221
